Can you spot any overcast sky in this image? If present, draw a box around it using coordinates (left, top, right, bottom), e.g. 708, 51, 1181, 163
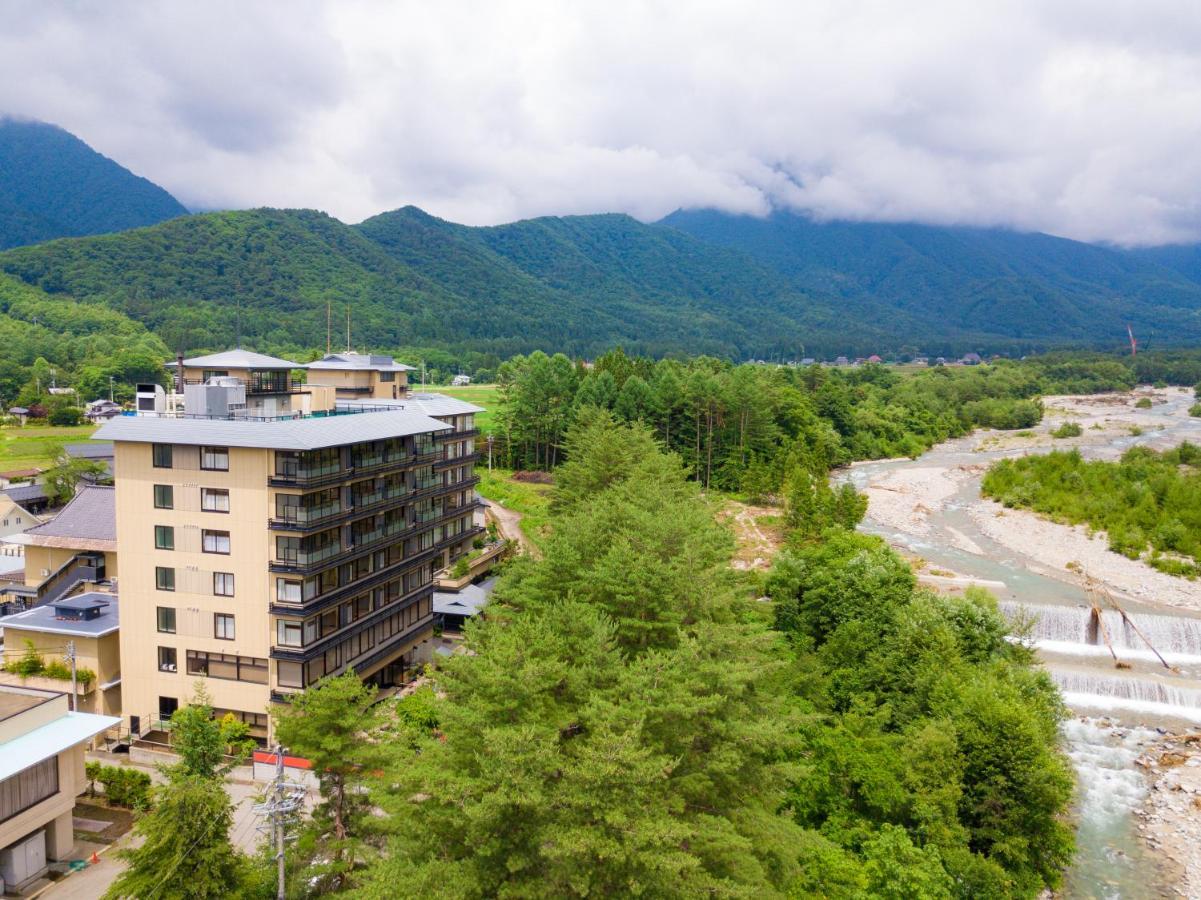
4, 0, 1201, 245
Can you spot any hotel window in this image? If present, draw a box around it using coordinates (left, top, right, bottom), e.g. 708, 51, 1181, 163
157, 646, 177, 672
153, 484, 173, 509
156, 606, 176, 634
214, 613, 236, 640
154, 525, 174, 550
275, 578, 302, 603
200, 446, 229, 471
277, 660, 304, 689
152, 443, 173, 468
155, 566, 175, 591
187, 650, 267, 684
276, 619, 303, 647
213, 572, 235, 597
201, 488, 230, 512
202, 530, 231, 554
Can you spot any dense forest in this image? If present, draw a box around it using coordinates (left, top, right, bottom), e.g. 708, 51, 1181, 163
0, 119, 187, 250
982, 445, 1201, 578
0, 272, 169, 408
488, 348, 1191, 494
663, 209, 1201, 349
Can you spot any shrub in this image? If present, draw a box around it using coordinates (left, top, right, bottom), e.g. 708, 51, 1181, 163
450, 556, 470, 578
48, 405, 84, 426
85, 761, 102, 797
97, 765, 152, 809
5, 641, 44, 678
1051, 422, 1083, 438
1135, 397, 1153, 409
1190, 404, 1201, 418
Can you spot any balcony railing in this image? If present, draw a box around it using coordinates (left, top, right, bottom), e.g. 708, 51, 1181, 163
274, 502, 343, 526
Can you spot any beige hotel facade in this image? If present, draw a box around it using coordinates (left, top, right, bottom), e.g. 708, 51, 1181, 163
97, 363, 481, 741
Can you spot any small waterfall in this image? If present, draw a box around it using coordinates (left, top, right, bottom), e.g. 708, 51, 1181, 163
1000, 601, 1201, 664
1052, 670, 1201, 724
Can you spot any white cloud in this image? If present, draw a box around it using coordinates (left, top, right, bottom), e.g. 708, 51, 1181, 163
2, 0, 1201, 244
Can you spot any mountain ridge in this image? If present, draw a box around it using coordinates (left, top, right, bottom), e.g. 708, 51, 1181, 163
0, 118, 188, 249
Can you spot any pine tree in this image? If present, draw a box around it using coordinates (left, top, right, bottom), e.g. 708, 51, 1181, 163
271, 671, 386, 893
103, 774, 244, 900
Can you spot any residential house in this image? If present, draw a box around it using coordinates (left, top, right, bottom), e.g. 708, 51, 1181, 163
84, 400, 122, 423
7, 485, 117, 600
0, 495, 39, 541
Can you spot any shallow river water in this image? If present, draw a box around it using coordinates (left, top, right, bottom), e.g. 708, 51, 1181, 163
841, 391, 1201, 898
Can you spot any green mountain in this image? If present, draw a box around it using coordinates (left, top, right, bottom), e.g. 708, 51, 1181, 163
0, 206, 873, 361
4, 200, 1201, 376
660, 209, 1201, 350
0, 119, 188, 250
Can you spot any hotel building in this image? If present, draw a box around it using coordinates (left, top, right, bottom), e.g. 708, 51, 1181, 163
96, 358, 482, 742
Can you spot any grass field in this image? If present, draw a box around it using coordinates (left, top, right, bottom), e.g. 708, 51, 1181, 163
476, 467, 552, 550
430, 383, 500, 434
0, 424, 101, 471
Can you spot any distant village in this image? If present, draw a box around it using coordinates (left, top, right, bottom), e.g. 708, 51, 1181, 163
756, 351, 992, 368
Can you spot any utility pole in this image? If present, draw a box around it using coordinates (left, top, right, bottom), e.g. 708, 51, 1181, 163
487, 434, 494, 472
109, 376, 115, 402
254, 744, 307, 900
66, 641, 77, 711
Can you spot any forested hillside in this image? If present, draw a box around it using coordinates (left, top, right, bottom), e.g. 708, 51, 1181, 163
661, 209, 1201, 350
0, 119, 188, 249
5, 200, 1201, 391
0, 272, 168, 404
0, 207, 874, 362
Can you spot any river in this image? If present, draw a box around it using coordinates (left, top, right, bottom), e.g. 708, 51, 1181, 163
840, 387, 1201, 898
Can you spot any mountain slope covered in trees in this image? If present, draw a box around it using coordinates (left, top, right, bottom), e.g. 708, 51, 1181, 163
0, 207, 886, 361
0, 119, 188, 249
661, 209, 1201, 350
3, 200, 1201, 369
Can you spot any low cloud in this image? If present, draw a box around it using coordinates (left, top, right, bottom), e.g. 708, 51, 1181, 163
3, 0, 1201, 245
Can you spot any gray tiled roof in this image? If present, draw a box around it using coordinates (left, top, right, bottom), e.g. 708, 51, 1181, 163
172, 349, 300, 370
23, 484, 115, 543
3, 484, 45, 504
95, 408, 449, 450
0, 592, 119, 637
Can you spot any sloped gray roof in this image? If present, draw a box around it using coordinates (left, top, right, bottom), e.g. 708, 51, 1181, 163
3, 484, 45, 505
433, 577, 497, 618
173, 350, 300, 370
306, 352, 415, 372
21, 484, 115, 548
96, 408, 449, 450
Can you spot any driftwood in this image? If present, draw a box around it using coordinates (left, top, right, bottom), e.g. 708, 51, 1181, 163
1085, 574, 1178, 673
